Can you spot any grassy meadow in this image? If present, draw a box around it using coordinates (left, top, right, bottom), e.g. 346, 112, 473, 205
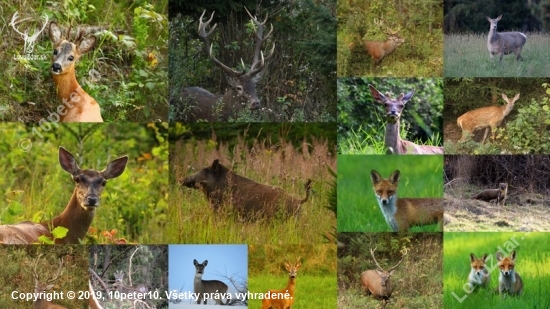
0, 123, 169, 244
338, 233, 443, 309
444, 33, 550, 77
337, 155, 443, 232
248, 244, 336, 309
444, 232, 550, 309
167, 124, 336, 244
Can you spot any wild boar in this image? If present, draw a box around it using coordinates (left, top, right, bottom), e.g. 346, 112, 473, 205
181, 159, 312, 219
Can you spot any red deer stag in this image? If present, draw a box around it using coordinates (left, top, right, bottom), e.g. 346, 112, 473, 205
175, 8, 275, 122
0, 147, 128, 244
32, 254, 68, 309
361, 248, 405, 301
369, 84, 443, 154
351, 19, 404, 66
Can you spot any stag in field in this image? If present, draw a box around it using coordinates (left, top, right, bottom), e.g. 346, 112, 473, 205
174, 8, 275, 122
486, 15, 527, 62
361, 248, 405, 302
351, 19, 405, 66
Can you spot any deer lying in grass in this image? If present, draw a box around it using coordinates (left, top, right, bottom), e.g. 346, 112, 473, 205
0, 147, 128, 244
457, 93, 519, 143
369, 84, 443, 154
361, 248, 405, 301
261, 257, 301, 309
486, 15, 527, 62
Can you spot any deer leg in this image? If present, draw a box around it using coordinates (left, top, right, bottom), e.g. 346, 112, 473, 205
481, 128, 490, 143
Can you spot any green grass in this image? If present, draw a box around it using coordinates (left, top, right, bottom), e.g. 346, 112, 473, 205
337, 155, 443, 232
444, 232, 550, 309
444, 33, 550, 77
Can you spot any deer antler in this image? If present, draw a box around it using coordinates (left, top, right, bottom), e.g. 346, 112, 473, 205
198, 10, 243, 76
33, 254, 64, 286
387, 250, 406, 272
373, 18, 401, 36
244, 7, 275, 75
370, 247, 384, 271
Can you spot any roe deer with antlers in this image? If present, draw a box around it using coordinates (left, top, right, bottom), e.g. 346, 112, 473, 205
486, 15, 527, 62
0, 147, 128, 244
193, 259, 229, 305
361, 248, 405, 300
261, 257, 301, 309
457, 93, 519, 143
32, 254, 67, 309
48, 22, 103, 122
175, 8, 275, 122
352, 19, 404, 66
369, 84, 443, 154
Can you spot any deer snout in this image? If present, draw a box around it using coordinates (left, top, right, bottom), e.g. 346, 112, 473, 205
85, 196, 100, 207
51, 63, 63, 74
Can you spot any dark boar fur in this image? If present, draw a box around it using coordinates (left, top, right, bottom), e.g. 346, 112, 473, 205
181, 159, 312, 219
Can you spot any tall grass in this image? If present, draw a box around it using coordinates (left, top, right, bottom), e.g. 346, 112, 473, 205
444, 33, 550, 77
338, 155, 443, 232
167, 135, 336, 244
444, 232, 550, 309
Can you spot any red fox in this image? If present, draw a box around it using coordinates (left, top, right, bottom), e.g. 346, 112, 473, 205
472, 183, 508, 205
370, 169, 444, 232
496, 250, 523, 295
469, 253, 490, 289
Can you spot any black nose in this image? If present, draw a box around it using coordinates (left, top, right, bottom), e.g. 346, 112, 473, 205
86, 197, 99, 206
51, 63, 62, 73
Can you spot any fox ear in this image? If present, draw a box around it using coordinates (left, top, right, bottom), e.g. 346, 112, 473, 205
389, 170, 400, 183
482, 254, 488, 261
470, 253, 476, 262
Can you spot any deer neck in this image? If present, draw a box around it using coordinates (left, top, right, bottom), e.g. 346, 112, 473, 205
502, 103, 514, 116
385, 119, 401, 153
46, 190, 95, 244
488, 28, 499, 44
52, 72, 93, 121
285, 277, 296, 296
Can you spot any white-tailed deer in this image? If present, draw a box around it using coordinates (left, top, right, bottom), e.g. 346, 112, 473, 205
0, 147, 128, 244
113, 270, 148, 298
176, 8, 275, 122
369, 84, 443, 154
32, 254, 67, 309
486, 15, 527, 62
457, 93, 520, 143
261, 257, 301, 309
48, 22, 103, 122
354, 19, 404, 66
361, 248, 405, 300
193, 259, 229, 305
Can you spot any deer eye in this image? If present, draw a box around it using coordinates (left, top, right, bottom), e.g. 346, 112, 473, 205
68, 56, 74, 61
53, 49, 58, 55
102, 180, 107, 186
74, 176, 81, 183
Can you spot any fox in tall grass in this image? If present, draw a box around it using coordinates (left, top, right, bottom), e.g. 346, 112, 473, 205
496, 250, 523, 295
370, 169, 444, 232
469, 253, 490, 289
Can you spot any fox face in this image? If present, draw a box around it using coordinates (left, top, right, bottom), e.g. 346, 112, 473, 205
496, 250, 523, 295
496, 251, 515, 276
370, 170, 400, 205
469, 253, 489, 287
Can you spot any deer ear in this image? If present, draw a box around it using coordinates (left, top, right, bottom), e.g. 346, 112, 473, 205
78, 36, 96, 55
59, 147, 80, 175
102, 156, 128, 179
402, 90, 414, 102
194, 259, 199, 265
368, 85, 386, 103
49, 22, 63, 45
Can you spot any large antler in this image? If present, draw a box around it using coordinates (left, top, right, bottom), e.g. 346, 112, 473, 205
370, 247, 405, 272
33, 254, 65, 288
374, 18, 401, 36
198, 10, 243, 76
388, 249, 406, 272
244, 7, 275, 76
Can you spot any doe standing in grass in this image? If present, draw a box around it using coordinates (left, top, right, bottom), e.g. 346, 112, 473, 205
486, 14, 527, 62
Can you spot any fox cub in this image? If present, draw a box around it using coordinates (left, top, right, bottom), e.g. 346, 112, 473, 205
370, 169, 443, 232
472, 183, 508, 205
496, 250, 523, 295
469, 253, 490, 289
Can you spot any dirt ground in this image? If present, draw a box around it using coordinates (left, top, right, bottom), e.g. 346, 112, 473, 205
444, 191, 550, 232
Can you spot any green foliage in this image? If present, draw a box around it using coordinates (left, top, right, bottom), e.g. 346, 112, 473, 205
338, 155, 443, 232
444, 34, 550, 77
338, 78, 444, 154
444, 232, 550, 309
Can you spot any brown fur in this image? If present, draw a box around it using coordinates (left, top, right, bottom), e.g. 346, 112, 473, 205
472, 183, 508, 205
261, 258, 301, 309
364, 37, 405, 65
182, 159, 311, 219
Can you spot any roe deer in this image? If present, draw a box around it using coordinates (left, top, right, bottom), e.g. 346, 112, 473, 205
361, 247, 405, 300
48, 22, 103, 122
496, 250, 523, 295
32, 254, 67, 309
469, 253, 490, 289
193, 259, 228, 305
261, 257, 301, 309
457, 93, 519, 143
175, 8, 275, 122
369, 84, 443, 154
370, 169, 444, 232
182, 159, 312, 220
0, 147, 128, 244
472, 183, 508, 205
486, 15, 527, 62
113, 270, 148, 299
